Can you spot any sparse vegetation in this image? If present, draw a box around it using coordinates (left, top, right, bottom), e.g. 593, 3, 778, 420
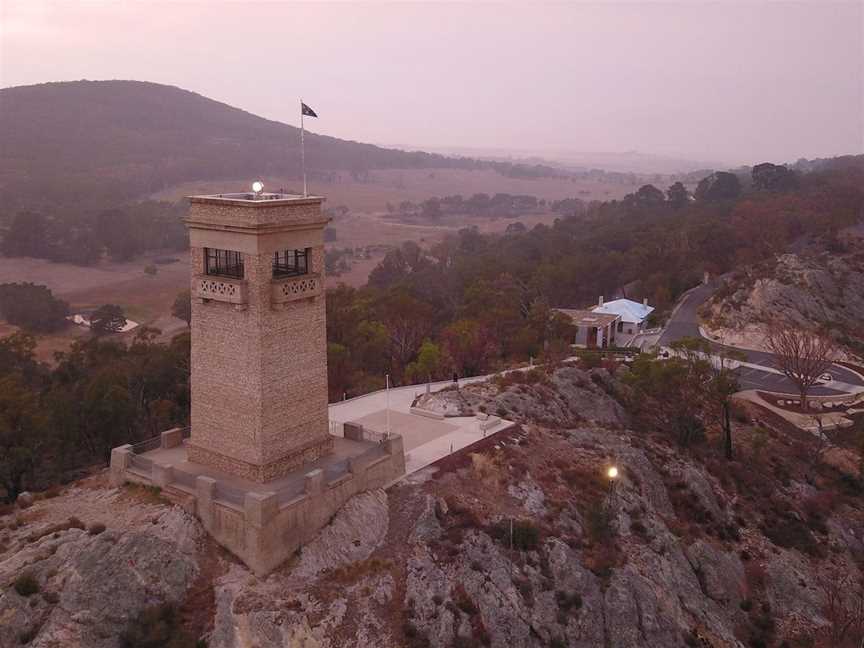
120, 602, 199, 648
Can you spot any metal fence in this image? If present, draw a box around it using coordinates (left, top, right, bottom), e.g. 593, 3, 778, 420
129, 454, 153, 474
130, 436, 161, 454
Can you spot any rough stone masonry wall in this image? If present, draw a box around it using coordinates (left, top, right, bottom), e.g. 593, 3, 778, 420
256, 245, 331, 470
188, 200, 331, 482
189, 247, 265, 470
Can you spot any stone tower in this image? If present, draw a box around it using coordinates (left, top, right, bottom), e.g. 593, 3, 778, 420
185, 190, 331, 482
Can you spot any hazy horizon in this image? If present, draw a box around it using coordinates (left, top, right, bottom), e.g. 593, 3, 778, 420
2, 1, 862, 167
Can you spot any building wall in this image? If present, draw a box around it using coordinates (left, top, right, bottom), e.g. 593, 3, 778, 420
187, 198, 332, 482
573, 323, 615, 348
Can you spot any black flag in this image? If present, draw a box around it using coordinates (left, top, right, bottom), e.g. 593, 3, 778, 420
301, 102, 318, 118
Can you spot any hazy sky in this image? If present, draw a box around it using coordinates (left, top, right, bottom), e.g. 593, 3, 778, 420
1, 1, 862, 165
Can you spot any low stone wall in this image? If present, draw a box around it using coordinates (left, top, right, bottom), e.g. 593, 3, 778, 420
110, 431, 406, 575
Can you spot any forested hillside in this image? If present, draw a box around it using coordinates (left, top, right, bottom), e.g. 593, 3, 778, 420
0, 81, 561, 211
326, 158, 864, 398
1, 158, 861, 501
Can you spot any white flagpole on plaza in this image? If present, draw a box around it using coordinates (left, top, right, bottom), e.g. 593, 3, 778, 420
300, 99, 307, 197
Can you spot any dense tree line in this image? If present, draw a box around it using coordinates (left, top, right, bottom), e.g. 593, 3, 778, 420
0, 283, 69, 332
1, 201, 186, 264
326, 160, 863, 399
0, 329, 190, 502
387, 193, 550, 221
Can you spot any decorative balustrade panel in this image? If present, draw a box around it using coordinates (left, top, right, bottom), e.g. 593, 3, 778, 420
195, 276, 248, 305
271, 274, 322, 305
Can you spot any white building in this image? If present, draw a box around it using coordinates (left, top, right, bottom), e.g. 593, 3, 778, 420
591, 297, 654, 336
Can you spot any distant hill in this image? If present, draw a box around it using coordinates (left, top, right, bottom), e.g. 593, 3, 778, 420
0, 80, 540, 210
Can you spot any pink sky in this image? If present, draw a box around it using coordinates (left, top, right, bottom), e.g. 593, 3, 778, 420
1, 1, 861, 165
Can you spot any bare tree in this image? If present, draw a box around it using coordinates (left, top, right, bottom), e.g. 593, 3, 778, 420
820, 573, 864, 647
764, 326, 838, 410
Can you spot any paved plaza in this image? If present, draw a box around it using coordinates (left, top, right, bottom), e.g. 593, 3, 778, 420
329, 379, 514, 476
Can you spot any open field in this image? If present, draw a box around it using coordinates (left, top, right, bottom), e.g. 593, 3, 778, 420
150, 167, 644, 213
0, 254, 191, 360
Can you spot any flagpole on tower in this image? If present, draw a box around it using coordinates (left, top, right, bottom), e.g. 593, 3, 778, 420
300, 98, 307, 197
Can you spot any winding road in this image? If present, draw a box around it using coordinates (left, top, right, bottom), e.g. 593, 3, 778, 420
657, 281, 864, 396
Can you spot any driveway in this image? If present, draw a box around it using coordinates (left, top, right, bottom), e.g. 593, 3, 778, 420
658, 281, 864, 396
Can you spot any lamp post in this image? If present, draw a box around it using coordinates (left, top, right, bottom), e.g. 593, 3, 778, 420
606, 465, 619, 512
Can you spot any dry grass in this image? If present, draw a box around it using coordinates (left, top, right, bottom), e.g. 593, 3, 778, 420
120, 482, 169, 506
470, 452, 506, 488
327, 557, 393, 585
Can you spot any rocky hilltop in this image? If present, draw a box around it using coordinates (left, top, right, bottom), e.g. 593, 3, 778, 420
2, 365, 863, 648
702, 231, 864, 356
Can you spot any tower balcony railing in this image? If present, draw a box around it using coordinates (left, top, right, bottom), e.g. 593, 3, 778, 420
195, 274, 248, 305
271, 272, 322, 305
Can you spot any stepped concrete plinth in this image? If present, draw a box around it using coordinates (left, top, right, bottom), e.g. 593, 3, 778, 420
111, 427, 405, 575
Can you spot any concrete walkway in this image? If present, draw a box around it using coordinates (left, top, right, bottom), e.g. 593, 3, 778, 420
734, 390, 856, 433
328, 377, 515, 476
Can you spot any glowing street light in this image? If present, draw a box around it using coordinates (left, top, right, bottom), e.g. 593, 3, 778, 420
252, 180, 264, 194
606, 465, 620, 506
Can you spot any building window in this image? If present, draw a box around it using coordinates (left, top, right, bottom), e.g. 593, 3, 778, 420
273, 248, 310, 277
617, 321, 624, 333
204, 248, 244, 279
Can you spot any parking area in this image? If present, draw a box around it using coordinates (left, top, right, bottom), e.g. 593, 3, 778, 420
734, 365, 845, 396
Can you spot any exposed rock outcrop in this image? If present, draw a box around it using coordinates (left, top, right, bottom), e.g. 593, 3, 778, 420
0, 485, 201, 648
704, 237, 864, 355
3, 363, 861, 648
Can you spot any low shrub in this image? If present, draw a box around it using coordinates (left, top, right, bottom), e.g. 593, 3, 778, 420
42, 590, 60, 604
120, 602, 199, 648
512, 521, 540, 551
555, 589, 583, 611
14, 573, 39, 597
580, 352, 602, 369
88, 522, 107, 536
18, 627, 38, 644
584, 499, 614, 543
453, 584, 479, 615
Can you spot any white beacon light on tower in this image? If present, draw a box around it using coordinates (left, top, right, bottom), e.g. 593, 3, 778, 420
252, 180, 264, 194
